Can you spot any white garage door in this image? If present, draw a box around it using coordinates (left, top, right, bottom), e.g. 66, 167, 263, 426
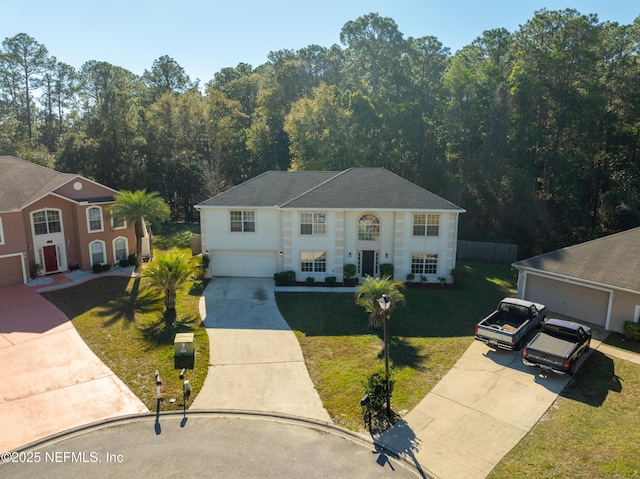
524, 274, 609, 327
211, 250, 277, 277
0, 255, 25, 287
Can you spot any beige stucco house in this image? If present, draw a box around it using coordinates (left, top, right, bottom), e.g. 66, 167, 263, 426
196, 167, 465, 283
513, 227, 640, 333
0, 156, 140, 286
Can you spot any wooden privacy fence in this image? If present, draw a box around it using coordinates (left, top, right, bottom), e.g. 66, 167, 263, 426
191, 234, 202, 256
456, 240, 518, 264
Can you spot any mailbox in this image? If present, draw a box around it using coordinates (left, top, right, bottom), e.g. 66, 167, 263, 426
174, 333, 194, 357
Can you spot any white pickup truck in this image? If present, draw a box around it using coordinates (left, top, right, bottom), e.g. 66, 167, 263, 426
474, 298, 546, 351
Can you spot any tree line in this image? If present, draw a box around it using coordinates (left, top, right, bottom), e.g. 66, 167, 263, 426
1, 9, 639, 256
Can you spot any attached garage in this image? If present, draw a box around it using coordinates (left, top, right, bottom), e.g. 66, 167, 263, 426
522, 274, 609, 327
211, 250, 277, 277
0, 254, 26, 287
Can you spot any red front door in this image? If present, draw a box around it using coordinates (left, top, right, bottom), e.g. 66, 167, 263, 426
43, 245, 58, 273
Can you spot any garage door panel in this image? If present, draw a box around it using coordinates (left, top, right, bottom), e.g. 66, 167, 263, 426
524, 275, 608, 326
0, 256, 24, 287
212, 251, 276, 277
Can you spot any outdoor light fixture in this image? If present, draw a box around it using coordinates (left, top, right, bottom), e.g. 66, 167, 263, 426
377, 294, 392, 419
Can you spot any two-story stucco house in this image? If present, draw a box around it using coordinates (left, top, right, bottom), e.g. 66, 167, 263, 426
196, 167, 465, 282
0, 156, 140, 286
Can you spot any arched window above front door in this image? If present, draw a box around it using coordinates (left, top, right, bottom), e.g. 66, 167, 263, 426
358, 214, 380, 241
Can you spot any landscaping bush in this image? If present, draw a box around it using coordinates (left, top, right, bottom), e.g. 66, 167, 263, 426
406, 273, 415, 282
379, 263, 394, 279
325, 276, 337, 287
119, 259, 130, 268
362, 370, 395, 431
274, 271, 296, 286
305, 276, 315, 286
92, 263, 103, 274
344, 263, 357, 279
623, 321, 640, 342
128, 254, 137, 266
102, 263, 112, 272
451, 266, 468, 286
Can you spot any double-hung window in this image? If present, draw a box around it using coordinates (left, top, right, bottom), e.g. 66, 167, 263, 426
300, 251, 327, 272
32, 209, 62, 235
87, 206, 103, 232
412, 213, 440, 237
90, 240, 106, 265
411, 253, 438, 275
300, 213, 326, 235
230, 211, 255, 232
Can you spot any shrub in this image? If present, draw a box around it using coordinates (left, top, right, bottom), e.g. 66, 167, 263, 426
274, 271, 296, 286
343, 263, 357, 279
119, 259, 130, 268
451, 266, 468, 285
362, 370, 395, 431
103, 263, 112, 272
623, 321, 640, 342
128, 254, 137, 266
92, 263, 103, 274
379, 263, 394, 279
325, 276, 337, 287
406, 273, 415, 282
305, 276, 315, 286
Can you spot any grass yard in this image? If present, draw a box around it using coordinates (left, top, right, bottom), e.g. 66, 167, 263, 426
276, 261, 517, 431
488, 351, 640, 478
42, 223, 208, 412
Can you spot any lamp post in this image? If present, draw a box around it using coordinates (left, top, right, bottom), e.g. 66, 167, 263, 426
377, 294, 392, 420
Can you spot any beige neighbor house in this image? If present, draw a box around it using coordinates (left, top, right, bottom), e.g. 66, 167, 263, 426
513, 227, 640, 333
0, 155, 144, 287
196, 167, 465, 283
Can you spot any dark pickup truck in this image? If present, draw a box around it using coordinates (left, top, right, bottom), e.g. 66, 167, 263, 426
474, 298, 546, 350
523, 318, 592, 376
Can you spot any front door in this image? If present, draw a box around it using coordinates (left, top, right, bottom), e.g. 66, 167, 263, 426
43, 245, 58, 273
362, 250, 375, 277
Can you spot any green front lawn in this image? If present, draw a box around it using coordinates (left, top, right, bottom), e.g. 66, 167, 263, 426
41, 223, 208, 412
276, 261, 517, 431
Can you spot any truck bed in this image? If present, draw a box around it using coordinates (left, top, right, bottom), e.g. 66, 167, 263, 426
527, 332, 574, 359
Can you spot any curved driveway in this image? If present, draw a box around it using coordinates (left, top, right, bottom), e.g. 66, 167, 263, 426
192, 278, 331, 423
0, 284, 147, 452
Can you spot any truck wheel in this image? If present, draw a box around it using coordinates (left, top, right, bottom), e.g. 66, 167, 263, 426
515, 339, 523, 351
568, 362, 575, 376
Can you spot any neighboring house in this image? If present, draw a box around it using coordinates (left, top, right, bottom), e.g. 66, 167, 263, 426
513, 227, 640, 333
196, 167, 465, 283
0, 156, 143, 287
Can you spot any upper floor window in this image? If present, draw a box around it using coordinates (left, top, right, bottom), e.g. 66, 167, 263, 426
230, 210, 255, 232
111, 213, 126, 229
300, 213, 326, 235
32, 209, 62, 235
413, 213, 440, 237
87, 206, 104, 232
358, 214, 380, 241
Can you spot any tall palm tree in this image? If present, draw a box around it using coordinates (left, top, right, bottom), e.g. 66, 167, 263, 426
110, 190, 170, 268
144, 251, 197, 310
355, 275, 406, 329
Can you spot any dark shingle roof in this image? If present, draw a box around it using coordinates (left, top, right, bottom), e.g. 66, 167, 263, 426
197, 168, 464, 211
0, 156, 76, 211
513, 227, 640, 292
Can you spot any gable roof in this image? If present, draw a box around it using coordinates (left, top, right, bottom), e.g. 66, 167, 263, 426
0, 156, 119, 212
513, 227, 640, 293
197, 168, 464, 211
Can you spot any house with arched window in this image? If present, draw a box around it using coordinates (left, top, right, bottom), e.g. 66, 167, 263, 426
196, 168, 465, 283
0, 156, 140, 286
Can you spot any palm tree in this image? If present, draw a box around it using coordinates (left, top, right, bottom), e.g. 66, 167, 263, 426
355, 275, 406, 329
110, 190, 170, 268
143, 251, 197, 310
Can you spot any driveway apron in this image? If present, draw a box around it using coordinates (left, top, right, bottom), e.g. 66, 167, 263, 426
192, 278, 331, 423
0, 284, 147, 452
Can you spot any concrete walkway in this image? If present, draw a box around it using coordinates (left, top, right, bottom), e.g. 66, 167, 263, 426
191, 278, 331, 423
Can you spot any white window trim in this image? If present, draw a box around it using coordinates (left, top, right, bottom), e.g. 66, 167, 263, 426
87, 206, 104, 233
89, 240, 106, 265
113, 236, 129, 262
0, 217, 4, 245
411, 252, 439, 276
634, 305, 640, 324
412, 213, 440, 237
229, 210, 256, 233
110, 213, 127, 230
357, 213, 381, 241
300, 251, 327, 273
31, 208, 63, 236
300, 212, 327, 236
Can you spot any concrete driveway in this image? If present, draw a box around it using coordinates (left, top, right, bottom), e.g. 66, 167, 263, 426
0, 284, 147, 452
191, 278, 331, 423
377, 335, 606, 479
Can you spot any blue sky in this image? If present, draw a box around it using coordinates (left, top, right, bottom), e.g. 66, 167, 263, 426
0, 1, 637, 84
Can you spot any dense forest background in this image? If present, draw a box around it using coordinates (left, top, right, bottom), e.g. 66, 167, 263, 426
1, 9, 639, 256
